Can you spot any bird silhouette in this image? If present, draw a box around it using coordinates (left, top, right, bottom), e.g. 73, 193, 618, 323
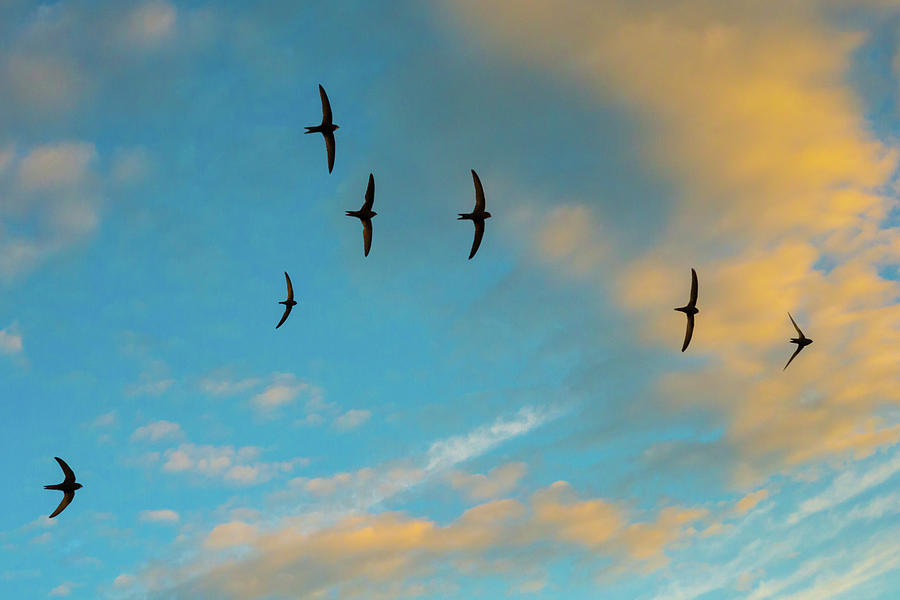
276, 272, 297, 329
304, 84, 339, 173
44, 457, 82, 519
345, 173, 377, 257
458, 170, 491, 259
784, 312, 813, 370
674, 268, 699, 352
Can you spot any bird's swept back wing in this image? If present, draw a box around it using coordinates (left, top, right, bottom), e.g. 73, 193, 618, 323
363, 173, 375, 211
681, 314, 694, 352
469, 220, 484, 260
284, 272, 294, 301
689, 268, 698, 306
324, 132, 335, 173
471, 170, 485, 212
276, 305, 292, 329
784, 344, 803, 370
788, 312, 804, 337
49, 491, 74, 519
55, 457, 75, 484
362, 219, 373, 257
318, 84, 333, 124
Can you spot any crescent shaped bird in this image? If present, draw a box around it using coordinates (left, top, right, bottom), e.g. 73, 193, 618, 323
784, 312, 813, 370
457, 169, 492, 260
345, 173, 377, 257
44, 457, 82, 519
674, 268, 699, 352
304, 84, 339, 173
276, 272, 298, 329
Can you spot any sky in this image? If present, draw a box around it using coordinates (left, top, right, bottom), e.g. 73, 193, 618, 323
1, 0, 900, 598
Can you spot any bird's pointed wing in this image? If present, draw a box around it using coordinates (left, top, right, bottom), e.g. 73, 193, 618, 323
284, 272, 294, 302
469, 220, 484, 260
276, 304, 293, 329
788, 312, 804, 337
54, 457, 75, 484
784, 344, 803, 370
324, 131, 335, 173
689, 268, 698, 306
362, 219, 372, 257
49, 491, 74, 519
471, 170, 485, 212
363, 173, 375, 211
681, 313, 695, 352
318, 84, 333, 124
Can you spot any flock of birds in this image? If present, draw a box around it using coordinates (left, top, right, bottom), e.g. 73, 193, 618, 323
42, 85, 814, 519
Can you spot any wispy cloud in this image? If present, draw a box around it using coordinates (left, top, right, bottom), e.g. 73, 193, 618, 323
139, 510, 179, 524
131, 420, 182, 442
333, 409, 371, 431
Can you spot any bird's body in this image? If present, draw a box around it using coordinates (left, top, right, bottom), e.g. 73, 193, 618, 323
44, 457, 81, 519
346, 174, 377, 257
784, 313, 813, 370
276, 272, 297, 329
305, 84, 339, 173
675, 268, 699, 352
459, 170, 491, 260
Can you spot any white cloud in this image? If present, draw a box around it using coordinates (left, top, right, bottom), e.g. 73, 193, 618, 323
251, 374, 321, 412
157, 442, 306, 485
48, 582, 72, 597
112, 574, 134, 588
109, 147, 151, 184
0, 324, 23, 355
425, 406, 556, 472
17, 142, 96, 191
131, 420, 182, 442
198, 375, 259, 396
788, 450, 900, 524
127, 1, 177, 45
333, 409, 371, 431
91, 411, 117, 428
125, 377, 175, 397
139, 509, 180, 523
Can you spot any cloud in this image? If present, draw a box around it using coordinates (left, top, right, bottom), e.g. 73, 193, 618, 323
198, 375, 260, 396
788, 449, 900, 524
139, 509, 180, 524
0, 140, 106, 278
126, 1, 177, 46
735, 489, 769, 514
425, 406, 556, 472
109, 147, 151, 184
445, 0, 900, 478
204, 522, 258, 550
250, 373, 321, 412
155, 442, 307, 485
17, 141, 96, 190
0, 323, 23, 355
90, 411, 117, 428
448, 462, 527, 500
48, 582, 73, 597
113, 574, 134, 588
131, 420, 182, 442
334, 409, 371, 431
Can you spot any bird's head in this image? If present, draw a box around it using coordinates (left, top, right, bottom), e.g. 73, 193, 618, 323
370, 210, 377, 217
484, 211, 492, 219
333, 124, 340, 130
74, 483, 83, 490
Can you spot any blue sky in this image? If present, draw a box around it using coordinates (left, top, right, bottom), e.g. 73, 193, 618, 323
2, 1, 900, 598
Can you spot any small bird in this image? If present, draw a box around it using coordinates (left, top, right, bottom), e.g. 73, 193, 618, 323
44, 457, 82, 519
276, 271, 297, 329
304, 84, 339, 173
784, 312, 813, 370
674, 268, 699, 352
458, 169, 492, 259
345, 173, 377, 257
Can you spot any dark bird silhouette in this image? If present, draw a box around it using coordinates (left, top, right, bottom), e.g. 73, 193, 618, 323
304, 84, 339, 173
276, 272, 297, 329
784, 312, 813, 370
674, 268, 699, 352
44, 457, 81, 519
458, 170, 491, 259
345, 173, 377, 257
